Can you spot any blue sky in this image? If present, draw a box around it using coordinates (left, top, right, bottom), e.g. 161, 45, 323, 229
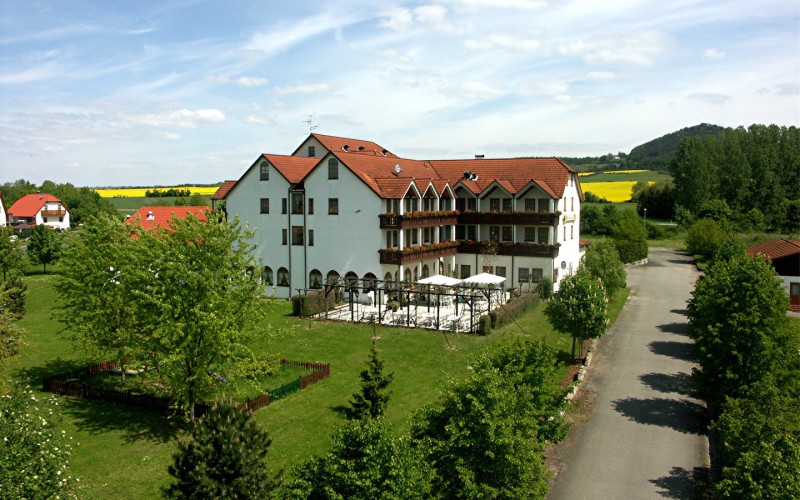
1, 0, 797, 187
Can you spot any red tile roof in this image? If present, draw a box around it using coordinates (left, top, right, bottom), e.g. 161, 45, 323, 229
7, 193, 67, 217
330, 152, 440, 197
264, 154, 318, 184
746, 239, 800, 260
124, 206, 209, 231
307, 133, 398, 158
212, 180, 237, 200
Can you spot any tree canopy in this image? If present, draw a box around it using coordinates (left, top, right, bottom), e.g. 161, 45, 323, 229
545, 268, 608, 358
27, 224, 61, 272
582, 239, 627, 298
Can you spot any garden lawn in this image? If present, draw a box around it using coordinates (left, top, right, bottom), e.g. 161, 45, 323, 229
4, 273, 630, 497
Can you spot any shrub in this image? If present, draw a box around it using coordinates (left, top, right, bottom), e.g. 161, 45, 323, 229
488, 292, 539, 328
476, 314, 492, 335
686, 218, 728, 260
538, 278, 553, 299
582, 240, 626, 298
0, 274, 26, 318
612, 209, 648, 263
645, 222, 665, 239
292, 289, 339, 317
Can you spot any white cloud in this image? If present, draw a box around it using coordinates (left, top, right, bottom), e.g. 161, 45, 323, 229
379, 7, 414, 31
704, 48, 726, 59
559, 31, 673, 66
521, 80, 569, 96
466, 32, 541, 52
274, 83, 331, 95
585, 71, 616, 80
246, 13, 361, 58
444, 0, 547, 11
757, 82, 800, 96
379, 4, 469, 34
163, 132, 182, 140
126, 108, 226, 128
688, 92, 730, 105
454, 81, 506, 99
236, 76, 269, 86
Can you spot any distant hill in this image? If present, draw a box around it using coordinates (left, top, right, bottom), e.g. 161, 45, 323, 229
625, 123, 726, 171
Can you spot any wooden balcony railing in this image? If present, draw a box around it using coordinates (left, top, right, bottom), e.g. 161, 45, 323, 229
379, 211, 459, 229
41, 209, 67, 217
457, 210, 560, 226
458, 241, 560, 258
379, 240, 459, 265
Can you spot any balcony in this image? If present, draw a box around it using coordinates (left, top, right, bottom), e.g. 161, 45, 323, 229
41, 209, 66, 217
379, 240, 459, 265
379, 210, 459, 229
458, 240, 559, 259
457, 210, 560, 226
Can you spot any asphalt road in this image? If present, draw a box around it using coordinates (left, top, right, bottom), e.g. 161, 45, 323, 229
548, 247, 710, 499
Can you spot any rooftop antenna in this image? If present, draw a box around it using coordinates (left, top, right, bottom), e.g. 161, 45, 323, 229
303, 114, 318, 132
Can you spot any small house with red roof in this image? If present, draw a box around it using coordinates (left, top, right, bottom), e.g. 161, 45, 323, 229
124, 206, 209, 231
746, 239, 800, 311
7, 193, 70, 230
0, 192, 6, 227
219, 133, 582, 299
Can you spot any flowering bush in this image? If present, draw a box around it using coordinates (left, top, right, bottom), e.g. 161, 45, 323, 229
0, 385, 77, 498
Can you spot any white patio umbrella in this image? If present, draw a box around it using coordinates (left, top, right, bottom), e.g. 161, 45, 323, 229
416, 274, 462, 286
460, 272, 506, 287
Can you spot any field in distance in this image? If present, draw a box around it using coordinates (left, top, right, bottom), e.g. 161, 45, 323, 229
94, 186, 219, 198
579, 169, 670, 203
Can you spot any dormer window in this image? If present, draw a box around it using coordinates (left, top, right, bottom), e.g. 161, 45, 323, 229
308, 146, 315, 157
260, 162, 269, 181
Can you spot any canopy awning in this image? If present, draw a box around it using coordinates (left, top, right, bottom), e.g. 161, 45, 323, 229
416, 274, 462, 286
460, 272, 506, 287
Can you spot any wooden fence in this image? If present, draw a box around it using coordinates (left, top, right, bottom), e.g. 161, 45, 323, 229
42, 358, 331, 416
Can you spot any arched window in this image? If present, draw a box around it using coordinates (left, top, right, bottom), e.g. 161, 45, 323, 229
309, 269, 322, 289
384, 272, 394, 290
422, 264, 430, 279
277, 267, 289, 287
363, 272, 377, 291
345, 271, 358, 288
404, 268, 411, 283
328, 158, 339, 180
262, 266, 273, 286
326, 270, 340, 285
413, 267, 419, 282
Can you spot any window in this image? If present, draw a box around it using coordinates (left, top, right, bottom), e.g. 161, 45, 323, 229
467, 198, 477, 211
260, 198, 269, 214
260, 162, 269, 181
525, 198, 536, 211
292, 226, 304, 245
423, 227, 432, 244
456, 225, 466, 240
490, 198, 500, 212
309, 269, 322, 289
483, 265, 493, 273
328, 158, 338, 180
460, 265, 471, 279
531, 268, 544, 282
538, 198, 549, 212
282, 229, 287, 245
524, 227, 536, 242
563, 226, 566, 241
570, 225, 574, 239
308, 198, 314, 214
308, 146, 316, 157
291, 193, 303, 214
467, 225, 477, 240
277, 267, 289, 287
308, 229, 314, 246
282, 198, 287, 214
496, 266, 506, 278
519, 268, 530, 283
501, 226, 512, 242
262, 266, 273, 286
502, 198, 512, 211
571, 197, 574, 211
386, 230, 398, 248
328, 198, 339, 215
538, 227, 549, 244
456, 198, 466, 212
489, 226, 500, 240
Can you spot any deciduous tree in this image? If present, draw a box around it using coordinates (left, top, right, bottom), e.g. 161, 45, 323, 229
611, 209, 648, 263
545, 268, 608, 359
582, 239, 627, 299
27, 224, 61, 273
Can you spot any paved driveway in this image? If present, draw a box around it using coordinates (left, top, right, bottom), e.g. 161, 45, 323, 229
548, 248, 710, 499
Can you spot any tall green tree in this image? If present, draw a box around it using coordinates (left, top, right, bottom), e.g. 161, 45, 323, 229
0, 274, 27, 318
27, 224, 61, 273
347, 340, 394, 419
545, 268, 608, 358
0, 227, 24, 282
671, 136, 717, 214
55, 214, 145, 385
288, 418, 433, 499
611, 209, 648, 263
687, 251, 788, 406
164, 401, 280, 498
582, 239, 627, 299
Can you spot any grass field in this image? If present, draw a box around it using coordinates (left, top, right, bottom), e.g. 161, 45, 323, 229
95, 186, 219, 198
106, 196, 212, 213
4, 272, 629, 498
578, 169, 672, 202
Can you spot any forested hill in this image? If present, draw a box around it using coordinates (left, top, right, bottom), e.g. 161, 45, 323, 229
625, 123, 726, 171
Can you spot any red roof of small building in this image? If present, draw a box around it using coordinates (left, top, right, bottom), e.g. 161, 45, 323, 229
7, 193, 67, 217
212, 180, 237, 200
746, 239, 800, 260
124, 206, 209, 231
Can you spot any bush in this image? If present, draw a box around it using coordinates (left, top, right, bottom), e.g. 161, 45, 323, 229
488, 292, 539, 328
538, 278, 553, 299
612, 209, 648, 263
686, 218, 728, 260
582, 239, 626, 298
0, 274, 26, 318
292, 289, 339, 317
645, 222, 665, 239
476, 314, 492, 335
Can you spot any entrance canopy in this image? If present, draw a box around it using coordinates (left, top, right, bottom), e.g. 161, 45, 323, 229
416, 274, 462, 287
460, 272, 506, 287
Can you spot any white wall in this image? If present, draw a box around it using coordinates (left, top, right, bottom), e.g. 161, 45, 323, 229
0, 199, 6, 227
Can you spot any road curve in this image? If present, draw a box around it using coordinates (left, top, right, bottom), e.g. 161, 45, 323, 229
548, 247, 709, 499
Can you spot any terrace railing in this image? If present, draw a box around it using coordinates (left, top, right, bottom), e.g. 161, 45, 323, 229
379, 210, 459, 229
379, 240, 459, 265
457, 210, 560, 226
458, 240, 560, 258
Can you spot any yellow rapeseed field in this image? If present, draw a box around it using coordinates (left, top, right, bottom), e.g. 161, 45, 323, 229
94, 186, 219, 198
581, 180, 654, 202
578, 169, 649, 177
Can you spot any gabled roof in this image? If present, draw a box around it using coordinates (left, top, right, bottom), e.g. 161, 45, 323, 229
746, 239, 800, 260
299, 133, 398, 158
212, 180, 237, 200
264, 154, 318, 184
329, 151, 439, 197
7, 193, 67, 217
124, 206, 209, 231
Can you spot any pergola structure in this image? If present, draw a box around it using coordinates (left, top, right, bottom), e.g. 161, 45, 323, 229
299, 274, 508, 334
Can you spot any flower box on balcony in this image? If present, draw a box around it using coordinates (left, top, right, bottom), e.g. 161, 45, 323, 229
379, 240, 459, 265
457, 240, 559, 258
457, 210, 560, 226
379, 210, 460, 229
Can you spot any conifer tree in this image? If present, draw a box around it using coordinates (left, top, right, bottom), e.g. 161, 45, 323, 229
348, 340, 394, 419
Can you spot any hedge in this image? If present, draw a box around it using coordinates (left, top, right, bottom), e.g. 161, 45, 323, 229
292, 289, 341, 317
488, 292, 540, 329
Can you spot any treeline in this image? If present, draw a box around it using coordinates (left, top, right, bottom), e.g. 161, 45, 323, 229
1, 179, 117, 226
671, 124, 799, 230
625, 123, 726, 171
145, 188, 192, 198
687, 242, 800, 497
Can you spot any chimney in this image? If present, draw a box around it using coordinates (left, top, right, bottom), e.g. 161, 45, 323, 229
474, 154, 484, 159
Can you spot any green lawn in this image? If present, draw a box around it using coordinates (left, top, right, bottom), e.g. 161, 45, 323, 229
106, 196, 212, 214
579, 170, 672, 183
4, 273, 630, 498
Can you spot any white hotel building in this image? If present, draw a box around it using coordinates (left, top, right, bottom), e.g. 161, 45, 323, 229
219, 133, 583, 299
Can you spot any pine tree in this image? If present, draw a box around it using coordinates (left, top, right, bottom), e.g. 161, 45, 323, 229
348, 340, 394, 419
164, 401, 280, 498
